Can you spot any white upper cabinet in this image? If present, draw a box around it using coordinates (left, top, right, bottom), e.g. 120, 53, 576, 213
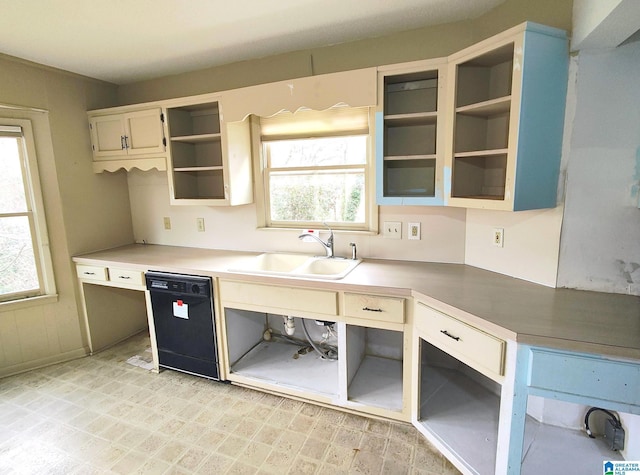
88, 108, 167, 172
165, 98, 252, 206
445, 22, 569, 211
376, 59, 447, 205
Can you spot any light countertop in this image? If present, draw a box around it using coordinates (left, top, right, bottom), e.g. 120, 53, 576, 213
74, 244, 640, 360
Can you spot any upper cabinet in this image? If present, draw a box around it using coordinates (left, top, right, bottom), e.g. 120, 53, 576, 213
376, 60, 447, 205
445, 22, 568, 210
165, 98, 252, 206
88, 108, 167, 172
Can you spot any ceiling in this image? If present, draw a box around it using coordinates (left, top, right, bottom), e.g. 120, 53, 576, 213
0, 0, 505, 85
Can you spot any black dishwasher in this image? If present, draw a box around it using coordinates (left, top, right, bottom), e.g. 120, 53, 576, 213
146, 272, 219, 380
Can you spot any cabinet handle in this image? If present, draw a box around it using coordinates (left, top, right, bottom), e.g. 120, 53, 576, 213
83, 272, 95, 275
123, 135, 129, 149
120, 136, 126, 150
117, 275, 130, 279
362, 307, 383, 312
440, 330, 461, 341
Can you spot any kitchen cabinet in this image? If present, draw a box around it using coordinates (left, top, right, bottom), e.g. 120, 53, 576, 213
88, 108, 167, 173
165, 99, 252, 206
75, 263, 149, 355
507, 346, 637, 474
445, 22, 568, 210
412, 299, 640, 475
219, 279, 411, 421
412, 300, 514, 474
376, 59, 447, 205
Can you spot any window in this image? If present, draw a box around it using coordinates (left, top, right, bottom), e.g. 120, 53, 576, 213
259, 107, 374, 231
0, 120, 55, 303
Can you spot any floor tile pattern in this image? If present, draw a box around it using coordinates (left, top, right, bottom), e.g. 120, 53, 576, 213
0, 333, 460, 474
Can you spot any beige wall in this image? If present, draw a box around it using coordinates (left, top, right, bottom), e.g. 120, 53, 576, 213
0, 0, 575, 376
117, 0, 572, 104
0, 55, 132, 377
120, 0, 574, 286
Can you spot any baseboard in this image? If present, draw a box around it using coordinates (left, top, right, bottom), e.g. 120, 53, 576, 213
0, 347, 89, 379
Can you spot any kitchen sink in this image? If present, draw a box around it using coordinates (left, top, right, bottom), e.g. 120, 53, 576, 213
228, 253, 362, 280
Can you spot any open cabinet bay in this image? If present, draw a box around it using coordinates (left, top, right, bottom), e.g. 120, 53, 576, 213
414, 336, 628, 475
222, 307, 406, 419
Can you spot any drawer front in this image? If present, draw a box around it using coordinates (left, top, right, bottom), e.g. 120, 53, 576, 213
109, 267, 145, 286
220, 280, 338, 316
344, 293, 405, 323
416, 302, 505, 377
528, 348, 640, 407
76, 264, 108, 282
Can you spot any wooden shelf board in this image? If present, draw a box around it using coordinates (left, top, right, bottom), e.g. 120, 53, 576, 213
418, 366, 500, 475
348, 355, 403, 412
173, 166, 223, 172
451, 194, 505, 201
384, 112, 437, 126
456, 95, 511, 117
454, 149, 508, 158
384, 154, 436, 161
171, 133, 221, 143
231, 340, 339, 397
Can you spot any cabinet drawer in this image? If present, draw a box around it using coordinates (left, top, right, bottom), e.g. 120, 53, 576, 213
76, 264, 108, 282
415, 302, 505, 377
344, 293, 405, 323
528, 348, 640, 407
109, 267, 145, 286
220, 280, 338, 316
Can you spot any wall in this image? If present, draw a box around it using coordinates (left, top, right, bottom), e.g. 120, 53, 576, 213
120, 0, 573, 282
557, 41, 640, 295
0, 55, 128, 377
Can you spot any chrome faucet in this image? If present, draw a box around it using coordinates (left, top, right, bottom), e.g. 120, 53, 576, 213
299, 223, 334, 258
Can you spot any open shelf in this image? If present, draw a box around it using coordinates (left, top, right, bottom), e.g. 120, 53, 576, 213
383, 158, 436, 198
225, 308, 340, 398
419, 365, 499, 474
452, 153, 507, 200
170, 133, 221, 143
456, 96, 511, 117
346, 326, 403, 412
167, 101, 226, 202
379, 67, 441, 204
232, 340, 339, 397
521, 418, 623, 475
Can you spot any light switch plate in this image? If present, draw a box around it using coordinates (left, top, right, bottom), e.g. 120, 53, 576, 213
383, 221, 401, 239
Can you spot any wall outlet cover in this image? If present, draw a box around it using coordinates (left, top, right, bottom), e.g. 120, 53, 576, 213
163, 217, 171, 230
197, 218, 205, 232
408, 222, 421, 240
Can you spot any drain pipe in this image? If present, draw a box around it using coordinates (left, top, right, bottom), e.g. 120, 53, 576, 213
283, 316, 296, 336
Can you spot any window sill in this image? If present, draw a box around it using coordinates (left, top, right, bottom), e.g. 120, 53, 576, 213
0, 294, 59, 312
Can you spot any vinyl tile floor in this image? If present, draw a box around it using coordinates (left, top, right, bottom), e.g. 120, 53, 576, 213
0, 332, 460, 475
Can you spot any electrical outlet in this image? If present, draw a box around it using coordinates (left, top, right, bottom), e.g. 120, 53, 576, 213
163, 217, 171, 230
383, 221, 401, 239
493, 228, 504, 247
197, 218, 205, 232
408, 222, 421, 240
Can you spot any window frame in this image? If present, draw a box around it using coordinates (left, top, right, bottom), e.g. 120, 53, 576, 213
0, 118, 56, 304
253, 107, 378, 233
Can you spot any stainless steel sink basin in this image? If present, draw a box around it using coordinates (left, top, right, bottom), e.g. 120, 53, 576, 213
228, 253, 362, 280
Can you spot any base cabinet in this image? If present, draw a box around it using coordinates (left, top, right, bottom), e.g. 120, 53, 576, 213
219, 280, 410, 421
